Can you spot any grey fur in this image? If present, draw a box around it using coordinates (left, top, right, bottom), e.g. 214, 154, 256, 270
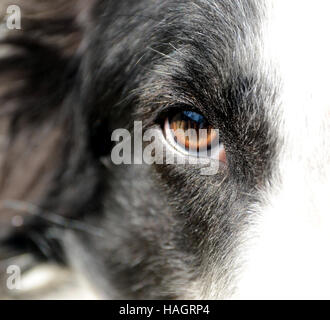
0, 0, 281, 299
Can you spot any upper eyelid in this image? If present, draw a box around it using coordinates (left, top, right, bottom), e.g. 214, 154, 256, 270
139, 103, 205, 133
152, 103, 205, 124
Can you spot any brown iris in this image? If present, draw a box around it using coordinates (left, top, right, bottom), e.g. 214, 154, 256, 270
165, 111, 218, 152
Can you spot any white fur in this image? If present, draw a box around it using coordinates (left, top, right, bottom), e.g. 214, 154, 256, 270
233, 0, 330, 299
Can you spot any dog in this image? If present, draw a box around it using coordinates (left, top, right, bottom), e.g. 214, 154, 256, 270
0, 0, 329, 299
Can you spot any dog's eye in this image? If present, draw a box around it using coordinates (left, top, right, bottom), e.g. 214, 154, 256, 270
164, 110, 226, 162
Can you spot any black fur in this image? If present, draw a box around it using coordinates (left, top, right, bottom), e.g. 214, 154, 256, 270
0, 0, 280, 299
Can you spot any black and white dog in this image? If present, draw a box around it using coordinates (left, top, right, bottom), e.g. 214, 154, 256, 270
0, 0, 329, 299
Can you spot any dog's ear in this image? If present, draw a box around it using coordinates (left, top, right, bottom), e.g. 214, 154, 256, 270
0, 0, 100, 239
